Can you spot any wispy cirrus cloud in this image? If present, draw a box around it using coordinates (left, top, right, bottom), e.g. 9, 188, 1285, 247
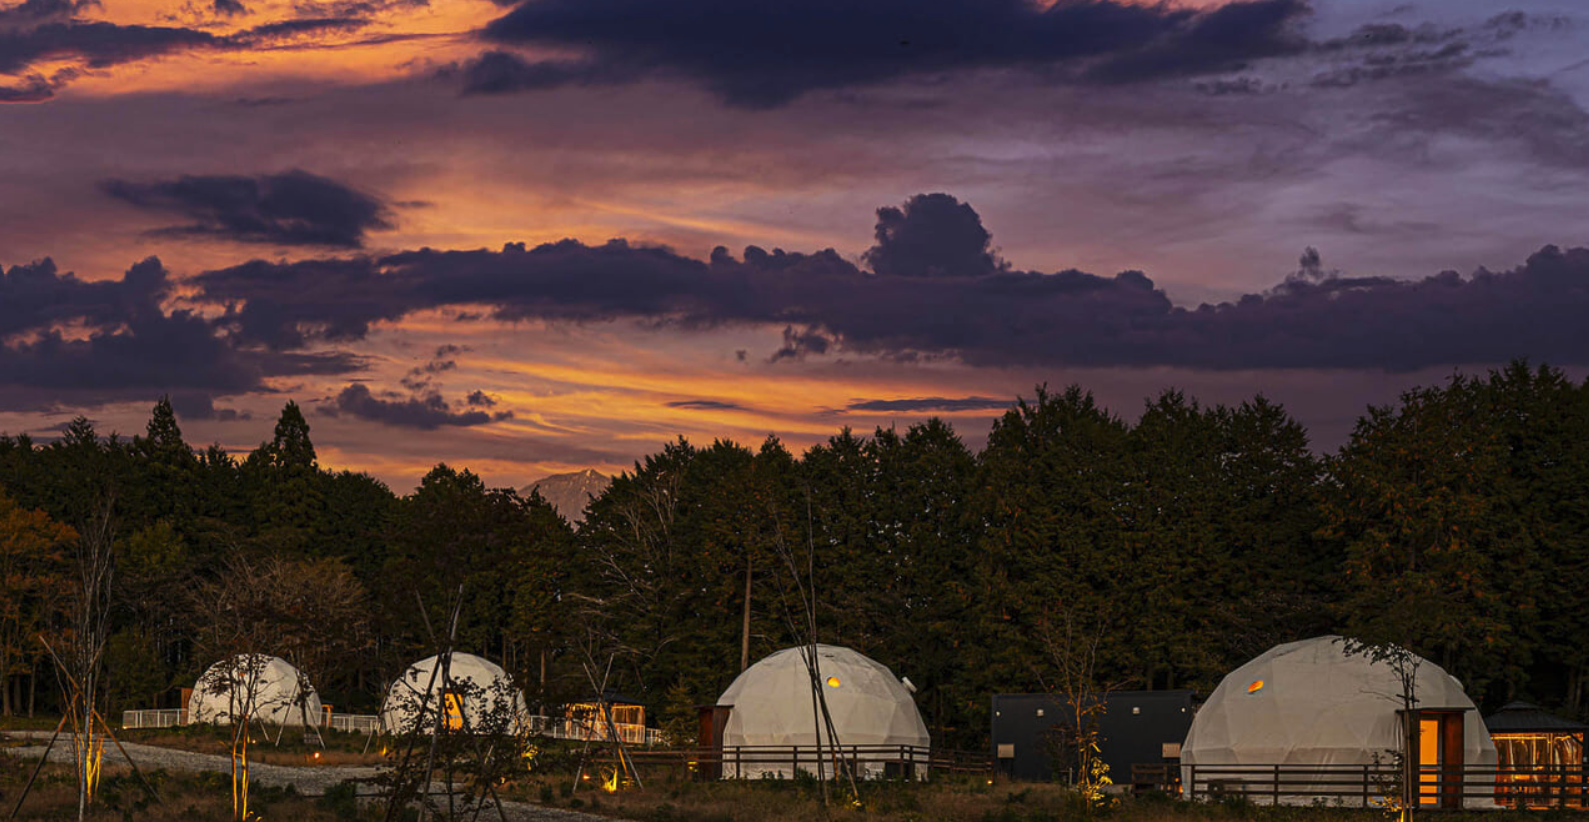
666, 399, 745, 411
846, 396, 1010, 413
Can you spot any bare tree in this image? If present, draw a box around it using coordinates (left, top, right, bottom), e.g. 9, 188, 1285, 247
259, 556, 372, 734
761, 489, 859, 809
191, 653, 294, 819
187, 552, 313, 820
1037, 607, 1130, 810
1340, 636, 1423, 821
55, 494, 116, 821
381, 587, 523, 822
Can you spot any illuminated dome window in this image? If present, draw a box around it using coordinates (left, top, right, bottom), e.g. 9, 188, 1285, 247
827, 676, 841, 688
1248, 680, 1264, 694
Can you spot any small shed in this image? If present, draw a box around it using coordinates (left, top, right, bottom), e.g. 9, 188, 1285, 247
565, 691, 647, 737
991, 690, 1195, 783
1486, 701, 1588, 766
1485, 701, 1587, 807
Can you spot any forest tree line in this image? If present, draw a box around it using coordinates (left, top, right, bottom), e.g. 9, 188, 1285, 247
0, 360, 1585, 750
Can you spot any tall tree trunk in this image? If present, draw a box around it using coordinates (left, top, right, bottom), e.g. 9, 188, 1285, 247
740, 556, 753, 672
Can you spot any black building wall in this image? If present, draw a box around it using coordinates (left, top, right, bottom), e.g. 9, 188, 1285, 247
991, 690, 1195, 782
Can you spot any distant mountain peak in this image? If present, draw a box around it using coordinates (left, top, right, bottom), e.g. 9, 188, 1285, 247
520, 468, 610, 524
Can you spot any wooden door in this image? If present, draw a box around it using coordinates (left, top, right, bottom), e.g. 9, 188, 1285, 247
1439, 713, 1465, 809
1415, 711, 1466, 809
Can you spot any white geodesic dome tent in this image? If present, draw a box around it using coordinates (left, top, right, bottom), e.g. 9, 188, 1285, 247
380, 653, 527, 735
188, 654, 323, 727
717, 644, 930, 779
1181, 636, 1497, 807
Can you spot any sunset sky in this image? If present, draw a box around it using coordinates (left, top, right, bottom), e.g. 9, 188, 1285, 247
3, 0, 1587, 490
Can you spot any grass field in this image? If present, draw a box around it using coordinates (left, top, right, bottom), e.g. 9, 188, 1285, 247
116, 723, 386, 767
0, 757, 361, 821
0, 718, 1540, 822
503, 773, 1470, 822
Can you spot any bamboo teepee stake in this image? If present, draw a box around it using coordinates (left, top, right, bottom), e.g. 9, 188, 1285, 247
8, 714, 68, 819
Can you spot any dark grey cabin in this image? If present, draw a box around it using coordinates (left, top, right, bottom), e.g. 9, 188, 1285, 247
991, 690, 1195, 782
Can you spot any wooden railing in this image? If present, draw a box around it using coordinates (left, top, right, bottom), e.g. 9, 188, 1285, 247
1183, 762, 1589, 809
605, 744, 991, 780
1131, 763, 1180, 794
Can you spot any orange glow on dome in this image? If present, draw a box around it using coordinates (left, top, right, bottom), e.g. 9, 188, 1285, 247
827, 676, 841, 687
1248, 680, 1265, 694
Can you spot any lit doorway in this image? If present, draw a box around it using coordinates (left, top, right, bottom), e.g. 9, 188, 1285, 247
1415, 710, 1467, 809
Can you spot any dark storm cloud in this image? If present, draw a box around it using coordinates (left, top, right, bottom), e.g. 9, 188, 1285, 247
195, 237, 727, 348
863, 192, 1000, 278
472, 0, 1309, 107
325, 383, 510, 429
0, 20, 215, 75
665, 399, 744, 411
1083, 0, 1307, 84
847, 396, 1010, 413
99, 169, 393, 248
0, 73, 52, 100
0, 256, 360, 410
190, 193, 1589, 371
170, 391, 250, 421
2, 255, 174, 338
232, 17, 367, 42
457, 50, 627, 96
0, 13, 371, 101
0, 0, 94, 24
768, 325, 831, 363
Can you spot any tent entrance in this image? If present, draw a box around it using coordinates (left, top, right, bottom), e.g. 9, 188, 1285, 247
1412, 709, 1466, 809
443, 691, 464, 731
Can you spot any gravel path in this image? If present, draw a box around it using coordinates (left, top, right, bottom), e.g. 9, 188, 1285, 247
1, 731, 620, 822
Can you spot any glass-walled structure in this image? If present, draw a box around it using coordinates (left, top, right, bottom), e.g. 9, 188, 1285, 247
1486, 702, 1588, 808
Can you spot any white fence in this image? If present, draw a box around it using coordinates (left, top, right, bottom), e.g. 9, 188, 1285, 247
122, 709, 188, 729
525, 715, 664, 746
122, 708, 381, 734
329, 714, 381, 734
